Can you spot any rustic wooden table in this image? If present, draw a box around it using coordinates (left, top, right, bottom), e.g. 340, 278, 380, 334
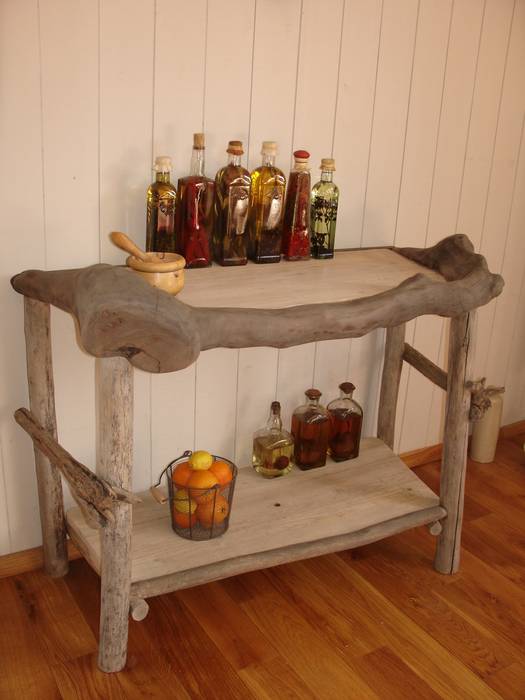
11, 234, 503, 672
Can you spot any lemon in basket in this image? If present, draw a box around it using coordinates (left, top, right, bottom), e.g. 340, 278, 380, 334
173, 489, 197, 514
189, 450, 214, 471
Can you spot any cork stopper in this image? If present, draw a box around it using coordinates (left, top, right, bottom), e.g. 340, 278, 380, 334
227, 140, 244, 155
193, 133, 205, 149
261, 141, 278, 156
305, 388, 321, 400
294, 149, 310, 162
339, 382, 355, 394
320, 158, 336, 171
271, 400, 281, 414
153, 155, 172, 172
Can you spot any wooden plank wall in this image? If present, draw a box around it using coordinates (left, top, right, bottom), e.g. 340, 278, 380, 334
0, 0, 524, 554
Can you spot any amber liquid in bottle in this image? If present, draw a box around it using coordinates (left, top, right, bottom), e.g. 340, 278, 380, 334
213, 141, 250, 266
328, 382, 363, 461
249, 143, 286, 263
175, 134, 214, 267
146, 156, 177, 253
291, 389, 331, 470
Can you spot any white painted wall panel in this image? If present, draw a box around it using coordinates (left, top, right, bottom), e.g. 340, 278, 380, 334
1, 0, 524, 554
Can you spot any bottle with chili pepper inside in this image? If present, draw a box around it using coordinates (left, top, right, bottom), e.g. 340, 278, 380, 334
175, 133, 215, 268
213, 140, 251, 266
281, 150, 311, 261
248, 141, 286, 263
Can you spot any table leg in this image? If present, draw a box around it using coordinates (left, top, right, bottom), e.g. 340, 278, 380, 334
434, 312, 474, 574
95, 357, 133, 672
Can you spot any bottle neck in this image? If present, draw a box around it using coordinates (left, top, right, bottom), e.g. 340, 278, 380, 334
267, 409, 282, 432
228, 153, 242, 167
308, 397, 320, 408
190, 148, 205, 177
155, 171, 171, 184
340, 389, 354, 400
262, 153, 276, 167
321, 170, 333, 182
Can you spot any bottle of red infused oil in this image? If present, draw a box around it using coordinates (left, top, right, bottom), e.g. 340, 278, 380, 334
281, 150, 311, 260
291, 388, 331, 469
175, 132, 215, 267
327, 382, 363, 461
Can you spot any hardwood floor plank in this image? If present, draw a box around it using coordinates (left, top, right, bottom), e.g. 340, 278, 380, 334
0, 578, 62, 699
222, 570, 380, 700
177, 580, 278, 670
17, 570, 97, 665
238, 657, 318, 700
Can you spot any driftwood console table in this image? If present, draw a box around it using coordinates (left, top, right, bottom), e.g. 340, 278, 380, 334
11, 234, 503, 673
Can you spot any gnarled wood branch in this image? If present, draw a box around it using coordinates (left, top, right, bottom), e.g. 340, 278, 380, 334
467, 378, 505, 421
14, 408, 139, 528
10, 235, 503, 374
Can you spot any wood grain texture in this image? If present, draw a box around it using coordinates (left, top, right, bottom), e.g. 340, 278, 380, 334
1, 430, 524, 698
96, 357, 133, 673
66, 438, 442, 597
403, 342, 448, 391
24, 298, 68, 577
377, 323, 406, 448
10, 236, 503, 374
435, 313, 475, 574
14, 408, 137, 529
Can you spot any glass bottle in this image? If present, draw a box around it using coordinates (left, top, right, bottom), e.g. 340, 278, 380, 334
291, 388, 331, 470
213, 141, 251, 266
175, 133, 215, 268
146, 155, 177, 253
310, 158, 339, 259
281, 150, 311, 261
252, 401, 294, 478
327, 382, 363, 461
248, 141, 286, 263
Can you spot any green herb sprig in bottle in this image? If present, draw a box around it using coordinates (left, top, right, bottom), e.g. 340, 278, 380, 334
310, 158, 339, 259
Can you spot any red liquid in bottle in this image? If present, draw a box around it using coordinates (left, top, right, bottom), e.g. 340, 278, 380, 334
176, 176, 214, 268
291, 412, 331, 469
328, 409, 363, 461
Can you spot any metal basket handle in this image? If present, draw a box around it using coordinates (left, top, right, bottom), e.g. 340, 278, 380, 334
149, 450, 192, 504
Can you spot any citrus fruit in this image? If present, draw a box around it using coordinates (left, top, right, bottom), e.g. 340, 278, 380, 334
173, 489, 197, 514
209, 460, 233, 488
196, 494, 229, 528
187, 470, 219, 504
173, 510, 198, 528
189, 450, 214, 471
172, 461, 192, 486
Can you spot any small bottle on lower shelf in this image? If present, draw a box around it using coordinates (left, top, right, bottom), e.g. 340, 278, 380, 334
327, 382, 363, 461
252, 401, 294, 478
291, 388, 331, 469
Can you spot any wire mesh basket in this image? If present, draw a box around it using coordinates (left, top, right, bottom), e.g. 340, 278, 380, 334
163, 452, 237, 541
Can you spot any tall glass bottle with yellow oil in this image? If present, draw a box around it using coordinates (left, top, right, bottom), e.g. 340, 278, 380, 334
248, 141, 286, 263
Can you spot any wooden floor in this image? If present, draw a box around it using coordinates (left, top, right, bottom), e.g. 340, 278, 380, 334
1, 434, 524, 700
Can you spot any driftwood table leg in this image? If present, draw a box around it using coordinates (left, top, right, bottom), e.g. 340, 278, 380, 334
96, 357, 133, 673
434, 312, 474, 574
24, 298, 68, 577
377, 324, 406, 449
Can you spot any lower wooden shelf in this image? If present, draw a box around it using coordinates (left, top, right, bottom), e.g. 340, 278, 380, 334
66, 438, 445, 599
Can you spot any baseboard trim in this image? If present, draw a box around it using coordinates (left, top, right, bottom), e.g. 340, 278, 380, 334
400, 443, 442, 468
1, 420, 523, 579
0, 539, 80, 580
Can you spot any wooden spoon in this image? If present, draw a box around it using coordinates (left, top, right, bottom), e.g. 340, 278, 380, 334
110, 231, 156, 262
